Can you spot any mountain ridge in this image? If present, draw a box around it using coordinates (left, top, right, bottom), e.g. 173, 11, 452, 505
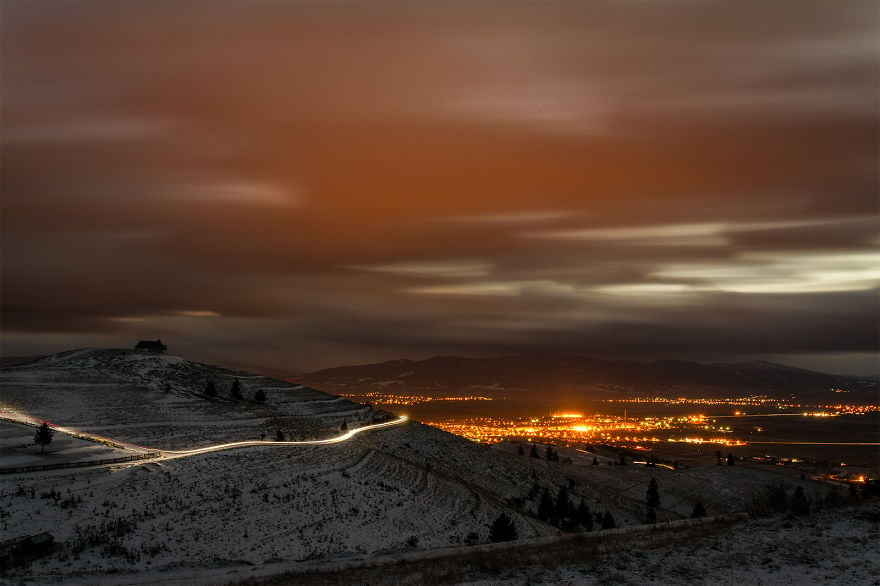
298, 352, 878, 399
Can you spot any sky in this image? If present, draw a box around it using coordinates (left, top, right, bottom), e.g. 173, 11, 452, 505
1, 1, 878, 376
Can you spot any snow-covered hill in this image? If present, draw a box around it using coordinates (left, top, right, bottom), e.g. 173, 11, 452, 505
0, 348, 866, 584
1, 348, 373, 449
0, 349, 566, 581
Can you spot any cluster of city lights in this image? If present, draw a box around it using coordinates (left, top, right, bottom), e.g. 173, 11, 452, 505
422, 412, 739, 445
822, 405, 879, 414
339, 392, 493, 406
603, 395, 780, 406
605, 397, 878, 414
340, 392, 878, 450
666, 437, 747, 445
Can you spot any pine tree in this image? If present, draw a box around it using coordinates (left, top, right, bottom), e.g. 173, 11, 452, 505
646, 478, 660, 509
576, 499, 593, 531
556, 485, 571, 522
205, 379, 217, 398
489, 513, 518, 542
537, 489, 555, 522
691, 501, 707, 518
253, 388, 267, 404
230, 377, 243, 400
34, 422, 54, 453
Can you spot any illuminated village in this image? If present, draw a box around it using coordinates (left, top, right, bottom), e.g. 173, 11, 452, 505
422, 412, 737, 446
342, 392, 879, 451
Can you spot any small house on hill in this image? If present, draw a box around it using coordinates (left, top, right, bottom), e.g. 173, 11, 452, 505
135, 339, 167, 353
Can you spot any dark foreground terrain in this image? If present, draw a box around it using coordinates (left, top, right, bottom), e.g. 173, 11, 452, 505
241, 505, 880, 586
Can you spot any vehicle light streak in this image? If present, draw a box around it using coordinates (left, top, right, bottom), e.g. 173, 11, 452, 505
162, 416, 408, 458
0, 411, 409, 463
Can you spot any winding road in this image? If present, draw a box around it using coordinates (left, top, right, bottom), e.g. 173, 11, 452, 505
161, 416, 408, 459
0, 411, 409, 469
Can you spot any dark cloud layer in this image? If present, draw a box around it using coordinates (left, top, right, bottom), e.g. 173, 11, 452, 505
2, 1, 878, 374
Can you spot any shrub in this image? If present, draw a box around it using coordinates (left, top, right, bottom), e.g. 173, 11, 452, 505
791, 486, 810, 515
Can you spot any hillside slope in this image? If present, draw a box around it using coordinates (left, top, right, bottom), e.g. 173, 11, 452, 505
0, 348, 847, 583
0, 349, 567, 580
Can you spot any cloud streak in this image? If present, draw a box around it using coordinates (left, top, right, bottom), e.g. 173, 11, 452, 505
1, 1, 877, 374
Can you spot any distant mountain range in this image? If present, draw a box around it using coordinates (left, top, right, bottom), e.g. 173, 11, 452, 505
298, 353, 879, 399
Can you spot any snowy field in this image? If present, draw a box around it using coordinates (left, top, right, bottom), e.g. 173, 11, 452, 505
1, 348, 874, 584
452, 505, 880, 586
0, 421, 134, 469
